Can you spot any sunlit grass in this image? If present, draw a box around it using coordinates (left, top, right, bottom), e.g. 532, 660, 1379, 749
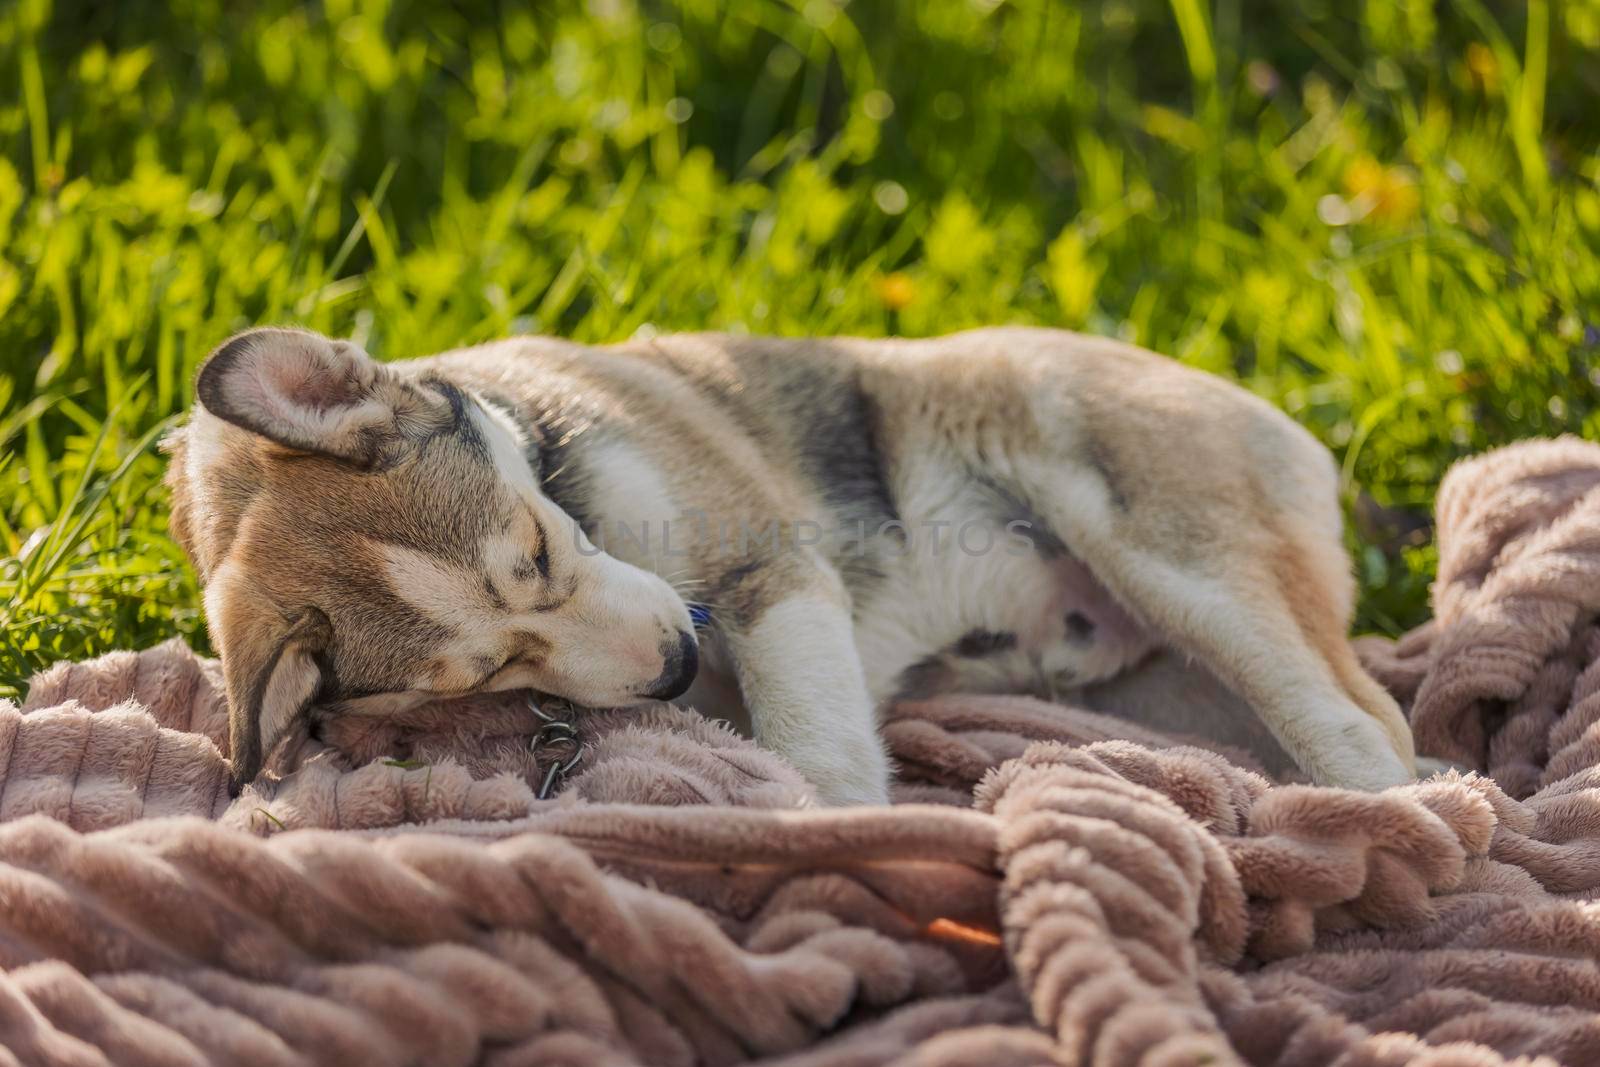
2, 0, 1598, 698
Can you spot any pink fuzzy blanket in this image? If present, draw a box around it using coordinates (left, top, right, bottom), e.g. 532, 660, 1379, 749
6, 438, 1600, 1066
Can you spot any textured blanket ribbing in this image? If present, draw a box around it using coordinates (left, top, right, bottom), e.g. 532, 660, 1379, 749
6, 437, 1600, 1066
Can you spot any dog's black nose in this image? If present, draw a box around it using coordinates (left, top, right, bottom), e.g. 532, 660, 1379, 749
644, 630, 699, 700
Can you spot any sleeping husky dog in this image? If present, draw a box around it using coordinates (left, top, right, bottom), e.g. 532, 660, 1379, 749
164, 326, 1418, 804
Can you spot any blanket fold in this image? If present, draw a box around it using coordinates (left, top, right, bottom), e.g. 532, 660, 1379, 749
7, 437, 1600, 1066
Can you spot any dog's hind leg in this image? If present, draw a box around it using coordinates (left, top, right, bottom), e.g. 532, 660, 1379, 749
1022, 452, 1416, 792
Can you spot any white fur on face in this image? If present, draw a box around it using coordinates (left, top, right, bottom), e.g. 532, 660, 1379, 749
377, 544, 502, 631
463, 397, 576, 608
377, 542, 508, 690
471, 400, 542, 499
479, 528, 549, 602
374, 398, 693, 703
378, 537, 675, 699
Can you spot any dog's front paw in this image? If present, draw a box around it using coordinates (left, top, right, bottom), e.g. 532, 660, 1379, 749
788, 736, 893, 807
812, 777, 892, 807
1313, 747, 1416, 792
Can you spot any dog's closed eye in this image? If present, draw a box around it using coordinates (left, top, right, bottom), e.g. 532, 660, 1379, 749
510, 520, 551, 583
471, 656, 504, 685
513, 545, 549, 582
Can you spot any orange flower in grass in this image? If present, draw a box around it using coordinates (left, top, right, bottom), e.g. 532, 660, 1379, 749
1465, 42, 1500, 93
874, 271, 917, 311
1342, 155, 1420, 226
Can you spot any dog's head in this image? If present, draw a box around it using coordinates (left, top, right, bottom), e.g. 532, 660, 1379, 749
165, 327, 696, 789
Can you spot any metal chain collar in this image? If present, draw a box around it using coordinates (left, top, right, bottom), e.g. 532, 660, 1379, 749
527, 695, 586, 799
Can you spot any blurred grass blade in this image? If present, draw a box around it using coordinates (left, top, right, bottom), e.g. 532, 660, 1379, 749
20, 413, 178, 598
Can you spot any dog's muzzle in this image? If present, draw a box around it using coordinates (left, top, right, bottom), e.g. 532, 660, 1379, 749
644, 630, 699, 700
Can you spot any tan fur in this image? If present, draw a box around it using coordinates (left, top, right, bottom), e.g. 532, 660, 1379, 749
167, 325, 1417, 802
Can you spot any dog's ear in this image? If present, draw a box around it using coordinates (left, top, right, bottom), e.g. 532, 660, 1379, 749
210, 580, 332, 792
194, 327, 446, 469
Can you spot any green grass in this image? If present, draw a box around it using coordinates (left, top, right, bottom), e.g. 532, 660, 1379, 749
3, 0, 1599, 699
